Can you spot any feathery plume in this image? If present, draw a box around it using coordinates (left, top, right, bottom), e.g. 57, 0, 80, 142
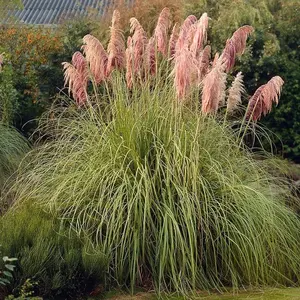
221, 25, 254, 72
154, 7, 171, 56
172, 46, 198, 99
176, 15, 197, 52
126, 37, 134, 89
72, 51, 87, 73
82, 34, 108, 83
172, 15, 200, 98
247, 76, 284, 121
227, 72, 245, 113
190, 13, 209, 56
62, 62, 76, 96
107, 10, 126, 76
201, 59, 227, 114
145, 37, 156, 76
198, 45, 211, 81
62, 52, 88, 106
212, 52, 219, 67
130, 17, 148, 73
169, 23, 180, 58
231, 25, 254, 55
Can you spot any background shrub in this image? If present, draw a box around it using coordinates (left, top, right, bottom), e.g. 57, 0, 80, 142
0, 58, 18, 125
0, 20, 96, 136
0, 203, 106, 299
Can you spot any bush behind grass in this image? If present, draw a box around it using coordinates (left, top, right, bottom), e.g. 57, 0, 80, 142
5, 74, 300, 295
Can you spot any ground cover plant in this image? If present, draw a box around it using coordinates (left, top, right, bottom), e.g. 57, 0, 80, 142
1, 7, 300, 299
0, 203, 106, 298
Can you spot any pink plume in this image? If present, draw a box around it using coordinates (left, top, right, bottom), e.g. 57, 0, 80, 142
154, 7, 171, 56
145, 37, 156, 76
221, 25, 254, 72
231, 25, 254, 55
130, 17, 148, 74
62, 62, 76, 96
227, 72, 245, 113
190, 13, 210, 56
126, 37, 134, 89
172, 46, 198, 99
62, 52, 88, 106
72, 52, 86, 71
247, 76, 284, 121
176, 15, 197, 52
107, 10, 126, 76
169, 23, 180, 58
197, 45, 211, 81
201, 59, 227, 114
172, 15, 201, 99
82, 34, 108, 83
212, 52, 219, 67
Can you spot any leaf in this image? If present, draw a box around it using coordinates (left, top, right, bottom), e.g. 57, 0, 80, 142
0, 277, 10, 284
5, 264, 16, 271
6, 257, 18, 262
3, 256, 17, 262
3, 270, 13, 278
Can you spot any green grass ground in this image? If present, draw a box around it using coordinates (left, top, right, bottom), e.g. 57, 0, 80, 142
90, 288, 300, 300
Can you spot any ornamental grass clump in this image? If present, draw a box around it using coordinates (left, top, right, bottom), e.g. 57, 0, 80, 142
9, 76, 300, 293
3, 7, 300, 296
0, 125, 29, 191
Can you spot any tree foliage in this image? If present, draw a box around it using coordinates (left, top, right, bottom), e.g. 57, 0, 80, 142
0, 0, 23, 18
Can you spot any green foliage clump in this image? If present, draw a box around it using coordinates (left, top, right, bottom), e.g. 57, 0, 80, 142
0, 125, 29, 191
0, 203, 106, 299
0, 59, 18, 125
10, 76, 300, 294
0, 250, 17, 294
0, 0, 23, 18
5, 278, 42, 300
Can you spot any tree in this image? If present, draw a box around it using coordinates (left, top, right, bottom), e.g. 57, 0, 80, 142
0, 0, 23, 19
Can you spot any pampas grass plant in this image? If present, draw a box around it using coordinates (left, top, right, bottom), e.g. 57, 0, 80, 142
1, 7, 299, 297
8, 73, 300, 293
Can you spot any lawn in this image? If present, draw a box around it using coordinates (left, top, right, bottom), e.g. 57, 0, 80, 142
93, 288, 300, 300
